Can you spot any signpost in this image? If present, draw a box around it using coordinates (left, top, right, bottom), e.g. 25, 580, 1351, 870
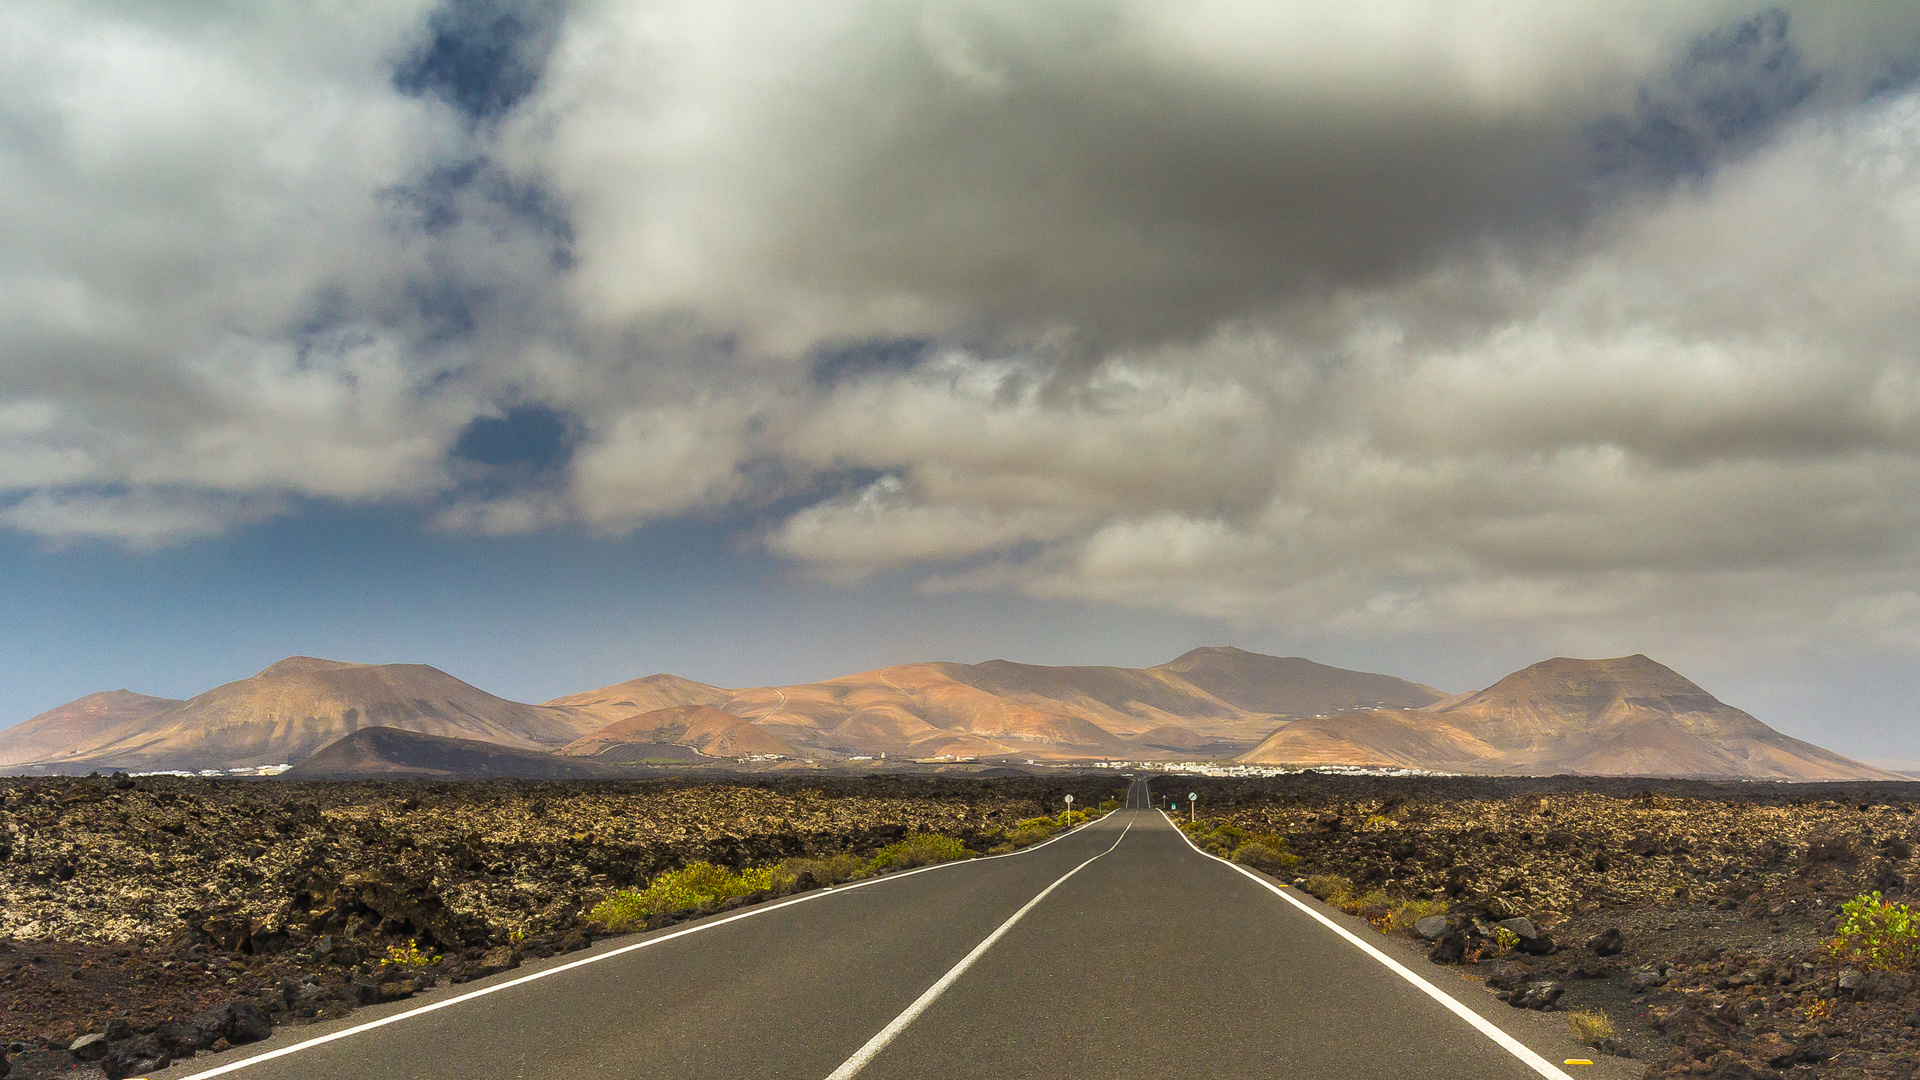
1064, 794, 1073, 823
1189, 792, 1198, 824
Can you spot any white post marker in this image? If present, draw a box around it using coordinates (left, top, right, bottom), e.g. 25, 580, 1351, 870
1064, 794, 1073, 822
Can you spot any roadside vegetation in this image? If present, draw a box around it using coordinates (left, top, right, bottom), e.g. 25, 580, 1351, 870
1827, 890, 1920, 971
1182, 817, 1462, 938
1566, 1008, 1615, 1047
590, 802, 1119, 932
1180, 819, 1301, 875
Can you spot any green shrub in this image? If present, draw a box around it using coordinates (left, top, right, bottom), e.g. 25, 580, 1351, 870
1005, 826, 1052, 849
1231, 841, 1298, 876
380, 938, 440, 969
1340, 889, 1391, 919
1388, 899, 1449, 934
781, 853, 868, 886
1567, 1009, 1614, 1046
870, 833, 969, 871
1300, 874, 1354, 905
1829, 891, 1920, 971
589, 861, 783, 930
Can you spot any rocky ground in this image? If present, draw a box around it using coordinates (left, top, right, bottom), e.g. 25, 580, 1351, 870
1179, 772, 1920, 1080
6, 772, 1919, 1079
0, 772, 1119, 1078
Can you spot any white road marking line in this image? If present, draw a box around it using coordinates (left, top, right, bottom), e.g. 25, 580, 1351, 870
166, 810, 1122, 1080
822, 815, 1137, 1080
1160, 810, 1576, 1080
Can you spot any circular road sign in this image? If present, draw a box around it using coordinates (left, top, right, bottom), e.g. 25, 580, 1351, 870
1189, 792, 1197, 801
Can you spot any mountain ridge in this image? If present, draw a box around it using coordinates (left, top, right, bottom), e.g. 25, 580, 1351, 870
1238, 654, 1902, 781
6, 649, 1895, 780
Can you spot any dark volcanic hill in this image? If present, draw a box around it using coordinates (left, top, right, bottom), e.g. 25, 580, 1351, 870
0, 690, 182, 768
1239, 655, 1899, 780
283, 727, 624, 780
35, 657, 601, 772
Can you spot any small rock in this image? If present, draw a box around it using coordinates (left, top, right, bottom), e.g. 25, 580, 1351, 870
1414, 915, 1451, 940
156, 1019, 208, 1056
477, 945, 518, 974
1486, 961, 1539, 992
1572, 956, 1622, 979
1507, 981, 1565, 1011
101, 1017, 132, 1042
1837, 968, 1864, 992
69, 1033, 111, 1062
1749, 1032, 1794, 1066
1515, 933, 1555, 956
1495, 917, 1539, 940
1587, 927, 1625, 956
102, 1035, 170, 1080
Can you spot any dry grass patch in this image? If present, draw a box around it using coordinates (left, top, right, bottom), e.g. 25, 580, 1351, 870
1566, 1008, 1615, 1047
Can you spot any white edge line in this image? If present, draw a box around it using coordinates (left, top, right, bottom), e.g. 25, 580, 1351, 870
1160, 811, 1576, 1080
170, 806, 1121, 1080
823, 815, 1136, 1080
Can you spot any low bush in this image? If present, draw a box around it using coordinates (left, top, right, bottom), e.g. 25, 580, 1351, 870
1387, 899, 1449, 934
380, 938, 440, 969
1004, 826, 1053, 849
1300, 874, 1354, 905
589, 861, 783, 930
1231, 841, 1298, 876
1828, 891, 1920, 971
870, 832, 969, 871
781, 853, 868, 886
1566, 1009, 1614, 1047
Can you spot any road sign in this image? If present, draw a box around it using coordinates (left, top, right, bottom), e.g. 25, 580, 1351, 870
1188, 792, 1197, 800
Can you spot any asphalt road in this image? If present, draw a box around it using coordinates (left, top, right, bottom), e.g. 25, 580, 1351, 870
158, 779, 1581, 1080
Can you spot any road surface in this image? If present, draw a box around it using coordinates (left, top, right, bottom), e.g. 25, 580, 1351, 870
157, 779, 1590, 1080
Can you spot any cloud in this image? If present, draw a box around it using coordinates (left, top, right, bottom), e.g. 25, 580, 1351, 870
0, 489, 281, 549
6, 1, 1920, 665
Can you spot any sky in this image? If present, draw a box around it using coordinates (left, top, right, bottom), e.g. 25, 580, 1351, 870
5, 2, 1920, 765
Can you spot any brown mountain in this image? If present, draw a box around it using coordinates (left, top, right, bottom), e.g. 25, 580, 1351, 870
39, 657, 602, 772
1238, 655, 1900, 780
540, 673, 732, 726
0, 690, 183, 768
559, 704, 800, 761
284, 727, 624, 780
1154, 648, 1445, 717
671, 649, 1442, 761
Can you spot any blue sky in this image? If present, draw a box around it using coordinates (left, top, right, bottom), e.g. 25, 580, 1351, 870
6, 3, 1920, 765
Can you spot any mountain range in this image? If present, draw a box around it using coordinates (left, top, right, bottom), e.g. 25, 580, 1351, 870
0, 647, 1898, 781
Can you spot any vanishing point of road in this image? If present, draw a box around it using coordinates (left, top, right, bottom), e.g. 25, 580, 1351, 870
155, 780, 1593, 1080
